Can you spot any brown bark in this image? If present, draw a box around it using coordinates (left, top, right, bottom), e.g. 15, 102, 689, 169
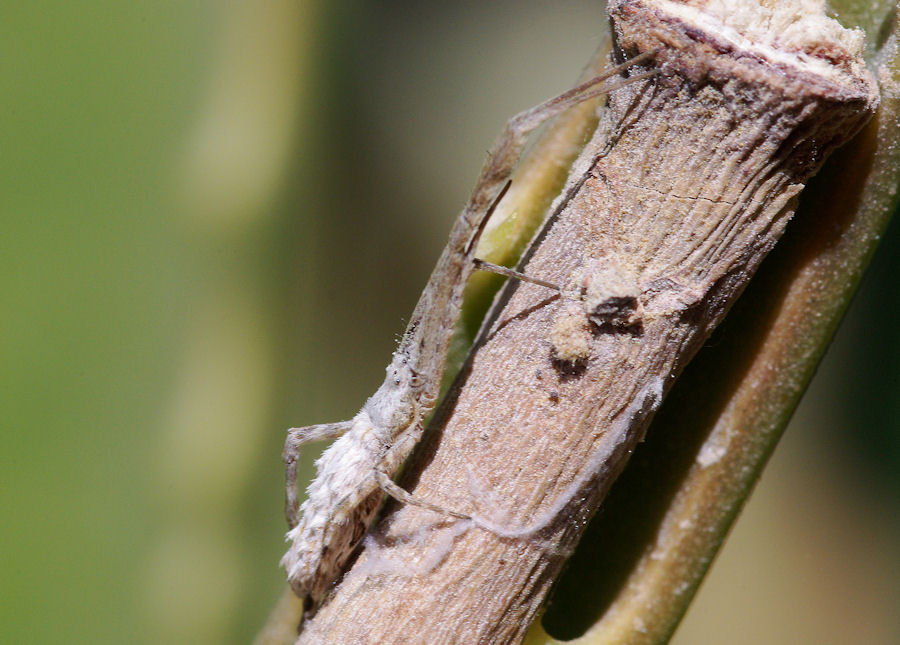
299, 1, 877, 642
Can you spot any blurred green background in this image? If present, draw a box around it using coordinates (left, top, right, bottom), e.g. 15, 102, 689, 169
2, 2, 897, 643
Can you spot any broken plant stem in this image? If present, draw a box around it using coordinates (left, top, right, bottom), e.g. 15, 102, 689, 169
300, 1, 878, 643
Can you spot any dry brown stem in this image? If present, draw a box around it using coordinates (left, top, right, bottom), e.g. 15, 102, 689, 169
298, 1, 878, 642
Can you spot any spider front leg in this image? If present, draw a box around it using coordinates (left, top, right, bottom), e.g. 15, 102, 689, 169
283, 421, 353, 528
464, 51, 657, 223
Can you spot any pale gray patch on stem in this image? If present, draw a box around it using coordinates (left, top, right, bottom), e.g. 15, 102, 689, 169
352, 519, 475, 581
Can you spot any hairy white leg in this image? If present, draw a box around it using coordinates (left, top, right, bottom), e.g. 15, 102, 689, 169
473, 258, 561, 291
373, 448, 471, 520
284, 421, 353, 528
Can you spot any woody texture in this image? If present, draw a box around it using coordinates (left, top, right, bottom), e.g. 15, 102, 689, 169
298, 0, 879, 643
